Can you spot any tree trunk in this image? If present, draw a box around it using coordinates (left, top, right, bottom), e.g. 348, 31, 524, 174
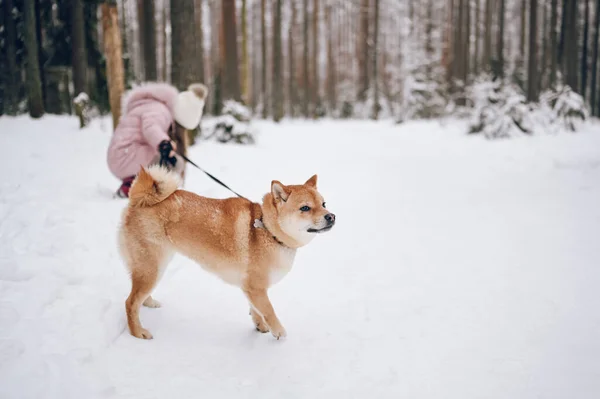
72, 0, 88, 95
3, 0, 19, 115
272, 0, 283, 121
221, 0, 241, 101
162, 5, 168, 81
357, 0, 370, 101
194, 0, 205, 84
371, 0, 379, 119
101, 1, 125, 128
464, 0, 471, 83
288, 0, 297, 116
240, 0, 249, 103
34, 0, 46, 107
550, 0, 558, 88
590, 0, 600, 114
326, 3, 336, 113
521, 0, 527, 58
444, 0, 454, 82
565, 0, 578, 91
497, 0, 506, 78
312, 0, 319, 117
484, 0, 492, 71
302, 0, 309, 116
474, 0, 480, 76
171, 0, 199, 91
23, 0, 44, 118
141, 0, 157, 81
558, 0, 568, 66
527, 0, 538, 102
581, 0, 590, 99
261, 0, 268, 117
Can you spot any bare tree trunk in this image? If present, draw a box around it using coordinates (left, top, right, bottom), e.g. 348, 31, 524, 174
171, 0, 199, 91
102, 1, 125, 128
162, 5, 168, 82
527, 0, 538, 101
288, 0, 297, 116
521, 0, 527, 58
564, 0, 579, 91
72, 0, 88, 95
444, 0, 455, 83
558, 0, 568, 67
252, 0, 260, 112
302, 0, 309, 116
484, 0, 492, 71
272, 0, 283, 121
141, 0, 158, 81
3, 0, 19, 115
590, 0, 600, 114
357, 0, 370, 101
474, 0, 480, 76
220, 0, 241, 101
261, 0, 268, 117
195, 0, 205, 84
464, 0, 471, 83
241, 0, 249, 103
497, 0, 506, 78
550, 0, 558, 88
371, 0, 380, 119
23, 0, 44, 118
581, 0, 590, 99
312, 0, 320, 117
326, 3, 336, 113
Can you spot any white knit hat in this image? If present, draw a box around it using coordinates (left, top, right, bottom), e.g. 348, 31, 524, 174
173, 83, 208, 130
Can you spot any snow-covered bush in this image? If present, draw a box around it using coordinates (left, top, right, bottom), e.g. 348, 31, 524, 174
199, 100, 257, 145
468, 77, 534, 139
397, 65, 448, 123
539, 85, 588, 133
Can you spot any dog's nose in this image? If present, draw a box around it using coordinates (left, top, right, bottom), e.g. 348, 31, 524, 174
324, 213, 336, 223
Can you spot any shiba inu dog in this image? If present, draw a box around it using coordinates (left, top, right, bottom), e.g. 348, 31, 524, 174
118, 165, 336, 340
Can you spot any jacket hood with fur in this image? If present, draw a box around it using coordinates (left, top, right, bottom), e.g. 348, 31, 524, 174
120, 82, 179, 117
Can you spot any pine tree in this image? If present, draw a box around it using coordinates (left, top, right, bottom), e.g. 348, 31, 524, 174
371, 0, 380, 119
261, 0, 268, 117
357, 0, 370, 101
550, 0, 558, 88
527, 0, 538, 102
3, 0, 19, 115
272, 0, 283, 121
581, 0, 590, 99
590, 0, 600, 114
241, 0, 249, 104
171, 0, 200, 91
101, 0, 125, 128
141, 0, 158, 81
23, 0, 45, 118
72, 0, 88, 96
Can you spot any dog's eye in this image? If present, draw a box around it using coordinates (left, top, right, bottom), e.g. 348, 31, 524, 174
322, 202, 326, 208
300, 206, 311, 212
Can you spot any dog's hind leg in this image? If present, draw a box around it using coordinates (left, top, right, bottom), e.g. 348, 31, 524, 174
125, 246, 172, 340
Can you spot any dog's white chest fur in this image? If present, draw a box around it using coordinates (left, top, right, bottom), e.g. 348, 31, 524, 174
269, 248, 296, 286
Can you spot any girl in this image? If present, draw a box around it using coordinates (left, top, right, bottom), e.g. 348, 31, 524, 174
106, 82, 208, 198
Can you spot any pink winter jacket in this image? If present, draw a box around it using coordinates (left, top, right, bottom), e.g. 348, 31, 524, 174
107, 82, 178, 180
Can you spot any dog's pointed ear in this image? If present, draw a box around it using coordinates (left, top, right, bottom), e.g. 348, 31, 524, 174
305, 174, 318, 188
271, 180, 290, 202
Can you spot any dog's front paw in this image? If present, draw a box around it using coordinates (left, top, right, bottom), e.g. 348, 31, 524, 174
131, 327, 154, 340
270, 325, 287, 340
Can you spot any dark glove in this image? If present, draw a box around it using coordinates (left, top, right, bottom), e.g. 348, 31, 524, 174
158, 140, 177, 168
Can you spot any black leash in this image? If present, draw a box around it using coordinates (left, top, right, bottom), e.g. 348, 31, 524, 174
179, 153, 247, 200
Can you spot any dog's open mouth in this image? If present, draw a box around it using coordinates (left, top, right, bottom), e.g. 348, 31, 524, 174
307, 224, 334, 233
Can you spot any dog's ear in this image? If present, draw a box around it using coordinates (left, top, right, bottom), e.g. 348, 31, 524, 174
304, 174, 318, 188
271, 180, 290, 202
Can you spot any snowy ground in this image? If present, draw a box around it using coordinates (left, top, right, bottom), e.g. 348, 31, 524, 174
1, 114, 600, 399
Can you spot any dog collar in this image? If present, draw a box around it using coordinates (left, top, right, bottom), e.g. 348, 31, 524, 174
254, 217, 288, 248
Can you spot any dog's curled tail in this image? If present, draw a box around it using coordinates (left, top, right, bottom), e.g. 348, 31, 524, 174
129, 165, 181, 208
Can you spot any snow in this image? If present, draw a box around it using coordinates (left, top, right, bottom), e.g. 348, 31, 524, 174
1, 115, 600, 399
